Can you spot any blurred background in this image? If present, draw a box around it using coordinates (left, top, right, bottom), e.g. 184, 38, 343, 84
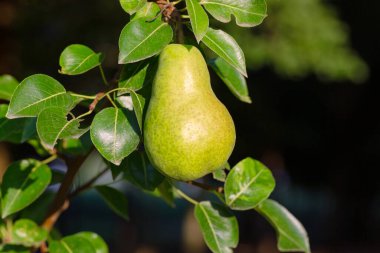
0, 0, 379, 252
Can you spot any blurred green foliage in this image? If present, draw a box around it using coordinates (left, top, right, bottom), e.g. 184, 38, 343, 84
224, 0, 369, 83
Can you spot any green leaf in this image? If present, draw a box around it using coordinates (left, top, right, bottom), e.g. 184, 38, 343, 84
131, 2, 161, 21
212, 168, 226, 182
186, 0, 209, 42
6, 74, 76, 119
90, 108, 140, 165
119, 0, 146, 15
0, 245, 29, 253
201, 0, 267, 27
155, 179, 175, 207
49, 234, 96, 253
224, 157, 275, 210
37, 107, 88, 151
20, 191, 55, 224
118, 59, 152, 93
255, 199, 310, 253
202, 28, 247, 77
0, 74, 18, 101
96, 185, 129, 221
0, 105, 36, 143
59, 133, 93, 156
11, 219, 48, 247
1, 159, 52, 218
59, 44, 103, 75
76, 232, 109, 253
118, 17, 173, 64
124, 151, 164, 191
209, 57, 251, 103
194, 201, 239, 253
130, 90, 146, 131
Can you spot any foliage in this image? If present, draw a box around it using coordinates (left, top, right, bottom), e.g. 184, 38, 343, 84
0, 0, 310, 252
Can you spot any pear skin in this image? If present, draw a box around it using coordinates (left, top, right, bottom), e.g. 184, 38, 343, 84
144, 44, 236, 181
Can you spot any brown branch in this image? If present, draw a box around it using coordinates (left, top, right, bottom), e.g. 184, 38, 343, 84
69, 168, 109, 198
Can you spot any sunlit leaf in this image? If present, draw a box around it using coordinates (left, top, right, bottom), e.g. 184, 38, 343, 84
195, 201, 239, 253
212, 168, 226, 182
202, 28, 247, 76
90, 108, 140, 165
118, 17, 173, 64
118, 59, 153, 93
49, 234, 96, 253
130, 90, 146, 131
11, 219, 48, 247
59, 44, 103, 75
186, 0, 209, 42
76, 232, 109, 253
0, 74, 18, 101
225, 157, 275, 210
6, 74, 76, 119
256, 199, 310, 253
209, 57, 251, 103
1, 159, 52, 218
201, 0, 267, 27
119, 0, 146, 15
96, 185, 129, 221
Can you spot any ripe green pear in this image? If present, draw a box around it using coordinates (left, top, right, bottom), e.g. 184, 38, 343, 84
144, 44, 236, 181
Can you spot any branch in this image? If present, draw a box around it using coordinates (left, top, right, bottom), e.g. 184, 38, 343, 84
185, 180, 224, 193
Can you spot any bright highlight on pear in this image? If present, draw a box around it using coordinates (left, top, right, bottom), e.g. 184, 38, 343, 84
144, 44, 236, 181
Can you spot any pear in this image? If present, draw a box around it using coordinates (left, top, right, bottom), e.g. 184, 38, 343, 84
144, 44, 236, 181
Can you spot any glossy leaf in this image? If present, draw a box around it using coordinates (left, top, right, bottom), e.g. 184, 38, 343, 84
0, 105, 36, 143
186, 0, 209, 42
130, 90, 146, 131
49, 234, 96, 253
120, 0, 146, 14
37, 107, 88, 151
59, 44, 103, 75
71, 150, 108, 192
209, 57, 251, 103
131, 2, 161, 21
90, 108, 140, 165
0, 74, 18, 101
76, 232, 109, 253
118, 59, 151, 93
202, 28, 247, 77
155, 179, 175, 207
256, 199, 310, 253
124, 151, 164, 191
225, 157, 275, 210
194, 201, 239, 253
96, 185, 129, 221
11, 219, 48, 247
59, 133, 93, 156
201, 0, 267, 27
118, 17, 173, 64
212, 168, 226, 182
1, 159, 52, 218
6, 74, 75, 119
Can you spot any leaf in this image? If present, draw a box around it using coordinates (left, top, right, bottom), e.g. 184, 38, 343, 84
1, 159, 52, 218
201, 28, 247, 77
0, 105, 36, 143
20, 191, 55, 224
76, 232, 109, 253
155, 179, 175, 207
90, 108, 140, 165
212, 168, 226, 182
186, 0, 209, 42
130, 90, 146, 131
49, 234, 96, 253
124, 151, 164, 191
209, 57, 251, 103
194, 201, 239, 253
59, 44, 103, 75
71, 150, 108, 192
201, 0, 267, 27
118, 17, 173, 64
118, 59, 152, 93
6, 74, 76, 119
0, 74, 18, 101
59, 133, 93, 156
131, 2, 161, 21
0, 245, 29, 253
224, 157, 275, 210
255, 199, 310, 253
11, 219, 48, 247
37, 107, 89, 151
96, 185, 129, 221
119, 0, 146, 15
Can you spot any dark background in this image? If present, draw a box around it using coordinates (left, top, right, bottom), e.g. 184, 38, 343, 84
0, 0, 379, 252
